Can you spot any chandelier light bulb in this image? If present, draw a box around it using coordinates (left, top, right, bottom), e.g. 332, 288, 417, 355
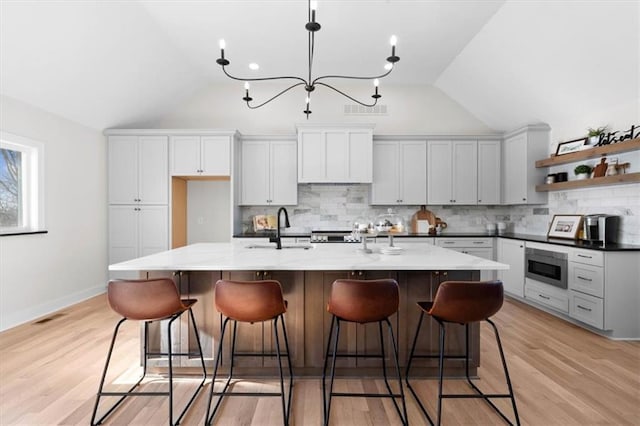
390, 35, 397, 46
244, 82, 250, 90
219, 39, 226, 50
384, 63, 393, 70
310, 1, 318, 11
249, 63, 260, 70
305, 96, 310, 105
374, 79, 379, 87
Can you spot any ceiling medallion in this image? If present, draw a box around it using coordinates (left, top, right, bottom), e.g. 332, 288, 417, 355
216, 0, 400, 118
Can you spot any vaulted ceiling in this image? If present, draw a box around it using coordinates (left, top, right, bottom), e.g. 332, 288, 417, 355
1, 1, 637, 135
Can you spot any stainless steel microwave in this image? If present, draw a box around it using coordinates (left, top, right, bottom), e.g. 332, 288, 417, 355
525, 247, 568, 289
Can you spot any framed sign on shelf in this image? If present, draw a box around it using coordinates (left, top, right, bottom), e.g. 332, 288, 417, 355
555, 138, 587, 156
547, 214, 583, 239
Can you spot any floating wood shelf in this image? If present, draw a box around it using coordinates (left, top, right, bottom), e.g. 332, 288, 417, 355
535, 138, 640, 168
535, 172, 640, 192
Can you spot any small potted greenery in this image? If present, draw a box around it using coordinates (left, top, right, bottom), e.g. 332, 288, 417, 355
574, 164, 592, 180
587, 126, 608, 145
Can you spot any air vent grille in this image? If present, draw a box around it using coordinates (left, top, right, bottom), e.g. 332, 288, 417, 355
343, 104, 388, 115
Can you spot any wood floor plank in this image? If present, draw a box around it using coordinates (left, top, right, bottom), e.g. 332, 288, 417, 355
0, 294, 638, 425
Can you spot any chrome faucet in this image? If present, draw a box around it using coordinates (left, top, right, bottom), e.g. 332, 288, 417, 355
270, 207, 290, 249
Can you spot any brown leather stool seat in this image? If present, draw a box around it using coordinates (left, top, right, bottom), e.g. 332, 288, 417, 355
91, 278, 206, 426
205, 280, 293, 426
405, 280, 520, 426
322, 279, 407, 426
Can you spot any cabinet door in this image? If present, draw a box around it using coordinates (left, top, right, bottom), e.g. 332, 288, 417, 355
463, 247, 495, 281
400, 141, 427, 204
451, 140, 477, 204
325, 131, 348, 181
170, 136, 201, 175
108, 136, 138, 204
497, 238, 525, 297
270, 141, 298, 205
371, 141, 399, 204
201, 136, 231, 176
138, 205, 169, 257
240, 141, 271, 205
298, 130, 324, 182
477, 140, 501, 204
503, 134, 527, 204
427, 140, 452, 204
138, 136, 168, 204
347, 130, 373, 182
108, 205, 138, 263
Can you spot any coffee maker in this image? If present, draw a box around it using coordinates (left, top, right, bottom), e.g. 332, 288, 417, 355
583, 214, 619, 243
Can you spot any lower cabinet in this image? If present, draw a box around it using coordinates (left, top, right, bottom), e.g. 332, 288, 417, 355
569, 290, 604, 329
524, 279, 569, 313
108, 205, 168, 266
496, 238, 525, 297
436, 237, 495, 281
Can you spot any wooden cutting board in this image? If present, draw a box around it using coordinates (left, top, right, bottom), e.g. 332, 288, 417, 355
411, 207, 436, 233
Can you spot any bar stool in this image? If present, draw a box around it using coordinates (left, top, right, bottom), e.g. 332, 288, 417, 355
405, 280, 520, 426
322, 279, 408, 426
205, 279, 293, 426
91, 278, 207, 426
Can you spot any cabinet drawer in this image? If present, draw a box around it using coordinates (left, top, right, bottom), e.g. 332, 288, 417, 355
525, 280, 568, 313
570, 249, 604, 267
568, 262, 604, 298
436, 238, 493, 248
569, 290, 604, 329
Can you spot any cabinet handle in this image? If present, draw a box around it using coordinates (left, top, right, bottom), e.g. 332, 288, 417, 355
577, 254, 592, 259
577, 275, 593, 282
444, 241, 454, 245
472, 241, 484, 244
522, 198, 527, 201
538, 294, 550, 300
478, 200, 482, 202
577, 305, 592, 312
520, 246, 523, 248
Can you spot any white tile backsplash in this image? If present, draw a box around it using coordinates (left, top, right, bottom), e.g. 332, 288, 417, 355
240, 183, 640, 244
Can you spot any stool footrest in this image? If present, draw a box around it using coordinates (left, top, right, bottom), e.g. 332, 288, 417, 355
327, 353, 385, 359
211, 391, 282, 397
232, 352, 290, 358
99, 391, 170, 397
443, 393, 513, 399
331, 392, 403, 398
146, 351, 201, 357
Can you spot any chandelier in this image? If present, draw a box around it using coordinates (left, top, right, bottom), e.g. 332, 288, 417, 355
216, 0, 400, 118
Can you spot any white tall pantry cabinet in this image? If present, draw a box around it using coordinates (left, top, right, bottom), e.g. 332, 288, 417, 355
502, 124, 549, 205
107, 134, 169, 268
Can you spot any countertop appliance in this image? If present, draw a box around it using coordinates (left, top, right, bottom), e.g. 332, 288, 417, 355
583, 214, 619, 243
310, 230, 360, 243
525, 246, 568, 289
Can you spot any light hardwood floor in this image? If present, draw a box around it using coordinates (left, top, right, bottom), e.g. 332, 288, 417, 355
0, 294, 638, 425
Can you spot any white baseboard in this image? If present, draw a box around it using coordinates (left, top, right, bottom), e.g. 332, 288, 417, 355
0, 284, 106, 332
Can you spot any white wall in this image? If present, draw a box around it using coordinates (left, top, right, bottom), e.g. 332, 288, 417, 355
0, 95, 107, 331
147, 82, 496, 135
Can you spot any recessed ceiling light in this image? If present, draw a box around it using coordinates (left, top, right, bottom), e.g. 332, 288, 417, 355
249, 63, 260, 70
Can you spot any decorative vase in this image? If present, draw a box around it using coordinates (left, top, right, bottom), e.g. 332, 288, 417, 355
587, 135, 600, 146
576, 173, 589, 180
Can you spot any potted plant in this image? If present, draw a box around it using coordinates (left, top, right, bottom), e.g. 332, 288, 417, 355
587, 126, 608, 145
574, 164, 592, 180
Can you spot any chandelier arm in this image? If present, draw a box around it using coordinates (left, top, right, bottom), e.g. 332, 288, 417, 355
315, 82, 379, 108
246, 82, 307, 109
312, 67, 394, 85
222, 66, 307, 85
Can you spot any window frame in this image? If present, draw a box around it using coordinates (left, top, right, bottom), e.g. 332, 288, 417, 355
0, 131, 45, 234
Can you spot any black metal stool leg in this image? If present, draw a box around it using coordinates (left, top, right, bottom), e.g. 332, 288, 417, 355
280, 314, 294, 422
324, 316, 341, 426
205, 317, 230, 425
322, 314, 336, 425
405, 311, 435, 425
436, 320, 446, 426
273, 315, 288, 425
488, 318, 521, 426
385, 318, 408, 425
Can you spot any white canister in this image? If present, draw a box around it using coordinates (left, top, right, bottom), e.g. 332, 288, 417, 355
485, 223, 497, 234
497, 222, 507, 235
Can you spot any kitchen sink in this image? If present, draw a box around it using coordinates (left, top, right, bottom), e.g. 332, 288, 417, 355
245, 244, 315, 250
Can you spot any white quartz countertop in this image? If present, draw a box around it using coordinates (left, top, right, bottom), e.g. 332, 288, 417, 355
109, 242, 509, 271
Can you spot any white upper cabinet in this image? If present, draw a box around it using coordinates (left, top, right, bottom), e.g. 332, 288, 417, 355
297, 125, 373, 183
108, 135, 168, 205
170, 135, 231, 176
477, 140, 501, 204
427, 140, 477, 205
240, 140, 297, 206
371, 140, 426, 205
502, 124, 549, 205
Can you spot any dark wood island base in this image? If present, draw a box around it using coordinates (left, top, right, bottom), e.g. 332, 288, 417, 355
143, 269, 481, 378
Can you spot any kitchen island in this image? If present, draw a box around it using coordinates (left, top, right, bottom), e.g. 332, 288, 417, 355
110, 242, 508, 377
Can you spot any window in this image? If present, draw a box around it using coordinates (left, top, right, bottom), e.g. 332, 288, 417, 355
0, 132, 45, 234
